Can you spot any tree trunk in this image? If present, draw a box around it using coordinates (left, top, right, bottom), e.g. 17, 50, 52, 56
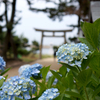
2, 0, 18, 60
2, 29, 18, 60
2, 30, 10, 60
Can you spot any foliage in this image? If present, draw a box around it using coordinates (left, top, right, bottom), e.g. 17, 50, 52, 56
13, 35, 28, 48
0, 0, 31, 59
13, 35, 30, 56
0, 18, 100, 100
31, 40, 39, 54
29, 0, 89, 21
69, 37, 79, 43
53, 46, 59, 51
17, 48, 30, 56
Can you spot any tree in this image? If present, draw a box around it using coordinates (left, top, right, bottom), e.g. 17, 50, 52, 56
0, 0, 31, 60
29, 0, 90, 35
14, 35, 30, 56
32, 40, 39, 54
0, 0, 19, 60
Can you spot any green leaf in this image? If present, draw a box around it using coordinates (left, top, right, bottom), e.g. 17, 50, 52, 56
91, 73, 99, 85
56, 81, 66, 92
50, 70, 62, 81
78, 37, 94, 51
1, 67, 11, 75
81, 18, 100, 51
81, 22, 97, 50
81, 52, 94, 70
59, 65, 67, 77
30, 77, 46, 96
15, 97, 24, 100
98, 33, 100, 50
47, 75, 55, 88
4, 74, 8, 80
72, 71, 78, 79
61, 77, 69, 88
50, 70, 69, 88
66, 71, 74, 89
80, 21, 84, 28
80, 87, 93, 100
30, 77, 45, 89
77, 69, 92, 86
94, 96, 100, 100
60, 62, 79, 73
89, 53, 100, 76
0, 78, 5, 87
54, 93, 71, 100
92, 84, 100, 98
40, 66, 50, 81
65, 91, 83, 99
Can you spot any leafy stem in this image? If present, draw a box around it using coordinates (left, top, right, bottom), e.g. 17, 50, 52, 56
76, 66, 81, 72
84, 87, 89, 100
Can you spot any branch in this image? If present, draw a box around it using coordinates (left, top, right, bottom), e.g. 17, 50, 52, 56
29, 7, 48, 13
14, 17, 21, 25
27, 0, 33, 5
4, 0, 8, 25
0, 13, 4, 22
44, 0, 58, 5
10, 0, 16, 26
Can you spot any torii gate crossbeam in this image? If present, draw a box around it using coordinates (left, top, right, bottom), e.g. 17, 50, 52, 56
34, 28, 73, 59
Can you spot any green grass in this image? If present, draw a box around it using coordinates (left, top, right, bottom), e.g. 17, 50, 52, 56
20, 53, 37, 63
42, 54, 53, 58
20, 57, 35, 63
20, 53, 53, 63
35, 54, 53, 59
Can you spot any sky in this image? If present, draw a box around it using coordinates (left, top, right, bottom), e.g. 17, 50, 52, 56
1, 0, 78, 46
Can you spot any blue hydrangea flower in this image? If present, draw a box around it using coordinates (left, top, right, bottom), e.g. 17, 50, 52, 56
0, 90, 7, 100
0, 57, 6, 71
46, 71, 58, 85
19, 63, 42, 79
0, 76, 36, 100
18, 64, 31, 76
56, 43, 91, 67
38, 88, 59, 100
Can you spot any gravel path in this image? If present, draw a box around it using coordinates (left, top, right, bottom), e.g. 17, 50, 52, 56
4, 58, 61, 78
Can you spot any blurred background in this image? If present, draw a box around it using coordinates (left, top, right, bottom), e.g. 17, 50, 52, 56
0, 0, 97, 67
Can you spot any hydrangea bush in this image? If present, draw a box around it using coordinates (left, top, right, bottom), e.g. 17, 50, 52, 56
19, 63, 42, 79
0, 76, 36, 100
18, 64, 31, 76
0, 56, 6, 71
56, 43, 91, 67
38, 88, 59, 100
0, 18, 100, 100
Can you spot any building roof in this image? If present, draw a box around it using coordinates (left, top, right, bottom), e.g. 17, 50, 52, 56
91, 1, 100, 22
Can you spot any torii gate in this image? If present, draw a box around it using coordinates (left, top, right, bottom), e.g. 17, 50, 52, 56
34, 28, 73, 59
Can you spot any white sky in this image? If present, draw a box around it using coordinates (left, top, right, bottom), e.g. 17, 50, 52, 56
1, 0, 78, 46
